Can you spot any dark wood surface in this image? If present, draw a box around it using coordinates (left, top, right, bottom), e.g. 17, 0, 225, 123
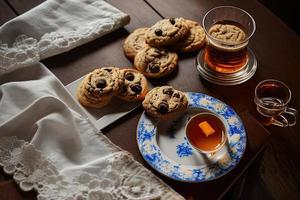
6, 0, 45, 14
44, 0, 162, 85
0, 0, 299, 199
146, 0, 300, 199
258, 0, 300, 35
0, 0, 17, 25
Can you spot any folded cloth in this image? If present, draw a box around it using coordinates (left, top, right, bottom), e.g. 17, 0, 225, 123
0, 0, 130, 72
0, 0, 184, 199
0, 63, 183, 200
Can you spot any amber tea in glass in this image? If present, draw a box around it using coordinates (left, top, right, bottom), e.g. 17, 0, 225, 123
202, 6, 256, 73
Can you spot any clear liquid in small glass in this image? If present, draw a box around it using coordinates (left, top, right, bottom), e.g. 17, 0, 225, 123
256, 83, 289, 117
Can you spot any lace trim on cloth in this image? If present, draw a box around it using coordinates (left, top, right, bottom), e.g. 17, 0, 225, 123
0, 1, 130, 73
0, 136, 183, 200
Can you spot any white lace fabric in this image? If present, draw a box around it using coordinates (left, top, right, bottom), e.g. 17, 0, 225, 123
0, 63, 183, 200
0, 136, 178, 200
0, 0, 130, 72
0, 0, 184, 199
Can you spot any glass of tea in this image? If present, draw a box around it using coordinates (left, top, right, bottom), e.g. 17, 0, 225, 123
185, 112, 227, 155
202, 6, 256, 73
254, 79, 297, 127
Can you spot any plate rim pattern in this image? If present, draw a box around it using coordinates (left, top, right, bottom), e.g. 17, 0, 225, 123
137, 92, 247, 182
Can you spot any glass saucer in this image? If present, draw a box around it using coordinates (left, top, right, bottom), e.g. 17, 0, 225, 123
196, 48, 257, 86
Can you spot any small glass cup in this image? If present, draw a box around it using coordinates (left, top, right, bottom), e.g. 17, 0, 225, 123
254, 79, 297, 127
185, 112, 227, 155
202, 6, 256, 73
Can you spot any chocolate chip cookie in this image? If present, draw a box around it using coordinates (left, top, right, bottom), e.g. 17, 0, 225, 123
170, 19, 206, 52
77, 67, 123, 108
117, 68, 148, 102
146, 18, 189, 47
123, 28, 149, 60
134, 47, 178, 78
208, 23, 246, 43
142, 86, 188, 119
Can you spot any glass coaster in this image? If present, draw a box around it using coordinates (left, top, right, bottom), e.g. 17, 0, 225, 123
196, 48, 257, 86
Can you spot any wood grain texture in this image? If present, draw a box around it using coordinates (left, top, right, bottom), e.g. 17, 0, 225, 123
0, 1, 17, 26
102, 110, 270, 200
0, 0, 284, 199
144, 0, 300, 112
145, 0, 300, 199
43, 0, 162, 85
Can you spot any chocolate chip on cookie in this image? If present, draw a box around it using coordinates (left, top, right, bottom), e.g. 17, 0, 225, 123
146, 18, 189, 47
125, 72, 135, 81
142, 86, 188, 119
158, 102, 169, 114
77, 67, 123, 108
134, 47, 178, 78
155, 29, 163, 36
173, 92, 181, 98
116, 68, 148, 102
104, 68, 112, 72
96, 79, 107, 88
163, 87, 174, 96
169, 18, 176, 25
131, 84, 142, 94
149, 64, 160, 73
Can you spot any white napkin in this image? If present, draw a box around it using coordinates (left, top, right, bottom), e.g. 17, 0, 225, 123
0, 0, 184, 199
0, 0, 130, 71
0, 63, 182, 199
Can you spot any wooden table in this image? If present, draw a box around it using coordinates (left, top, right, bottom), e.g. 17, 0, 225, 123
1, 0, 299, 199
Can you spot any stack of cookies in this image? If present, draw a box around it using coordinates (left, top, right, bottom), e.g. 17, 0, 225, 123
77, 67, 148, 108
123, 18, 206, 79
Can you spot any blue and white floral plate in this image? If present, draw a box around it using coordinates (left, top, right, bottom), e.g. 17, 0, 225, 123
137, 92, 247, 182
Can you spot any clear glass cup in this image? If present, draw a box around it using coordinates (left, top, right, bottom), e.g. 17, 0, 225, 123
254, 79, 297, 127
202, 6, 256, 73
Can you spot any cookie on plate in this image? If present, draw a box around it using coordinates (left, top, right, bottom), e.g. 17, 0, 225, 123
170, 19, 206, 52
134, 47, 178, 78
123, 28, 149, 60
145, 18, 189, 47
142, 86, 188, 119
117, 68, 148, 102
77, 67, 123, 108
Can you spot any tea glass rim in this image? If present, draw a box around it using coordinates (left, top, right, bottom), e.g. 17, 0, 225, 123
185, 112, 227, 154
202, 6, 256, 46
254, 79, 292, 110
